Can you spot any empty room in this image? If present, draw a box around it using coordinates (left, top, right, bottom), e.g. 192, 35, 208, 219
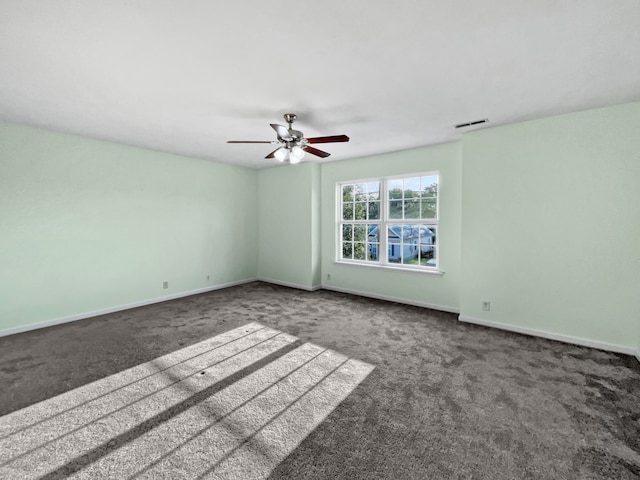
1, 2, 639, 479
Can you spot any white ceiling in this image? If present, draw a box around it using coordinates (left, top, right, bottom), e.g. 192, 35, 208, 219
1, 1, 639, 169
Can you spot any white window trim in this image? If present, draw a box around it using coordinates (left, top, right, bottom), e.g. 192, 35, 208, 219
332, 259, 444, 276
336, 172, 443, 275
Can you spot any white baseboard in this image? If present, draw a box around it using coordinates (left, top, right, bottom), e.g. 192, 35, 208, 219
5, 279, 637, 366
321, 285, 460, 314
256, 277, 321, 292
458, 315, 638, 357
0, 278, 258, 338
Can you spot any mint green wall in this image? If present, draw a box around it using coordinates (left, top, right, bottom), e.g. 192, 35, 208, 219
3, 102, 639, 353
0, 123, 258, 332
257, 163, 321, 289
460, 102, 640, 350
320, 143, 462, 311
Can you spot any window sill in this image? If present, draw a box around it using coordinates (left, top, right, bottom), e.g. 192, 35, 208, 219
333, 260, 444, 277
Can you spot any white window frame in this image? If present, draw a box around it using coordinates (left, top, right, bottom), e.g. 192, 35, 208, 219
336, 172, 442, 275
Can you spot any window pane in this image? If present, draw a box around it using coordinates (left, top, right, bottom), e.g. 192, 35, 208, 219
418, 245, 437, 267
387, 224, 401, 262
354, 202, 367, 220
420, 198, 437, 219
387, 244, 399, 262
419, 225, 435, 261
368, 201, 380, 219
342, 185, 354, 202
417, 251, 435, 266
404, 177, 420, 195
342, 224, 353, 241
342, 203, 354, 220
388, 188, 403, 200
421, 176, 438, 197
403, 224, 420, 239
367, 182, 380, 200
388, 178, 402, 191
389, 200, 402, 219
367, 224, 379, 243
404, 199, 420, 218
402, 242, 419, 264
354, 224, 366, 242
354, 183, 367, 201
388, 179, 403, 199
354, 243, 366, 260
427, 225, 437, 245
367, 243, 379, 261
342, 242, 353, 259
404, 225, 419, 264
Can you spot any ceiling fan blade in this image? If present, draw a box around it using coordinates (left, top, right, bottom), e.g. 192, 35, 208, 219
306, 135, 350, 144
265, 148, 280, 159
227, 141, 272, 144
270, 124, 292, 140
303, 145, 331, 158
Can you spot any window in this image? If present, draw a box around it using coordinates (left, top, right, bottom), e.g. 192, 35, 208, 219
339, 173, 439, 271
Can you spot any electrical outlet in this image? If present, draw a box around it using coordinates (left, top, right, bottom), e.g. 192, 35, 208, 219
163, 281, 169, 289
327, 273, 331, 280
482, 301, 491, 311
206, 275, 210, 281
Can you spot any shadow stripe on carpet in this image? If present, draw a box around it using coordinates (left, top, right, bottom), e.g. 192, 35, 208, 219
0, 327, 298, 477
0, 322, 268, 439
0, 323, 375, 480
40, 339, 305, 480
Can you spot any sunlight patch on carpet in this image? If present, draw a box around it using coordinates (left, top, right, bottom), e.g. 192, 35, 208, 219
0, 323, 374, 479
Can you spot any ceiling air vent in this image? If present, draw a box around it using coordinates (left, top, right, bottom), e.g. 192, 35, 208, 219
455, 119, 488, 129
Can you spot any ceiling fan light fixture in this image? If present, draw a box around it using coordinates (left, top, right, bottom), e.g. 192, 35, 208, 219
289, 145, 305, 164
274, 147, 289, 162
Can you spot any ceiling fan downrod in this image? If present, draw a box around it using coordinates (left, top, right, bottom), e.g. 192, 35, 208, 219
283, 113, 297, 128
282, 113, 304, 142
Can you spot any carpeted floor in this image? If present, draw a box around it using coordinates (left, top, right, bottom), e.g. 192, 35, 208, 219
1, 281, 639, 479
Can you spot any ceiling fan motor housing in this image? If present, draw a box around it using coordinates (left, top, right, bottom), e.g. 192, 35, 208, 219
288, 130, 304, 140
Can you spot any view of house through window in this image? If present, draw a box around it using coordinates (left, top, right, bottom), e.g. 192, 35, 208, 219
339, 173, 439, 270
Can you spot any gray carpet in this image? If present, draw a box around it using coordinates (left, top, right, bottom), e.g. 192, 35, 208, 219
1, 324, 374, 479
1, 281, 639, 479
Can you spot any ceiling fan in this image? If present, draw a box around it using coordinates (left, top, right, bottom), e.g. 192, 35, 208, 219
227, 113, 349, 164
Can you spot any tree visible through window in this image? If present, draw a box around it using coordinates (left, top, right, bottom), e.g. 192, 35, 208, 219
339, 173, 439, 270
